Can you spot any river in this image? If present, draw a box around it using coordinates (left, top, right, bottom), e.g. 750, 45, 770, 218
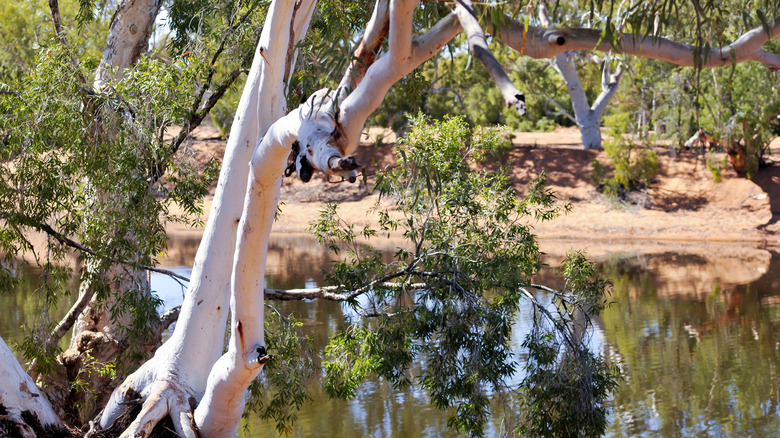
1, 234, 778, 437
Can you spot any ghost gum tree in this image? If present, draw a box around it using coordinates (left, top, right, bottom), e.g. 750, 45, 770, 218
2, 0, 780, 437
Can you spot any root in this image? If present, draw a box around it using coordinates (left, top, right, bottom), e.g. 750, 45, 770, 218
89, 369, 198, 438
0, 404, 79, 438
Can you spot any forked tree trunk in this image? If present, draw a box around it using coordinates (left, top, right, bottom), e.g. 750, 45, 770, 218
5, 1, 780, 436
552, 51, 622, 150
97, 1, 318, 435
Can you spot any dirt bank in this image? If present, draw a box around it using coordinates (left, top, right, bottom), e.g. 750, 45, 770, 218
168, 125, 780, 255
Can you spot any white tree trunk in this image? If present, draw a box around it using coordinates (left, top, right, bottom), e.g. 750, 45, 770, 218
87, 2, 780, 436
553, 52, 602, 149
551, 52, 623, 150
97, 1, 317, 436
94, 0, 162, 90
194, 110, 299, 436
0, 337, 61, 435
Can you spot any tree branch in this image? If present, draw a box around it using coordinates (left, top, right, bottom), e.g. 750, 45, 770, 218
339, 12, 462, 155
452, 0, 525, 115
499, 14, 780, 70
51, 281, 96, 340
591, 56, 624, 118
338, 0, 390, 92
149, 67, 244, 184
388, 0, 419, 60
264, 269, 466, 301
47, 0, 88, 87
0, 211, 190, 283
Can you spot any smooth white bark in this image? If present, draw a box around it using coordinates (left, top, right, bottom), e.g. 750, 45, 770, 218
94, 0, 162, 90
498, 15, 780, 69
552, 52, 623, 149
194, 110, 300, 435
99, 1, 317, 435
539, 5, 621, 150
0, 337, 62, 429
452, 0, 525, 115
339, 9, 462, 154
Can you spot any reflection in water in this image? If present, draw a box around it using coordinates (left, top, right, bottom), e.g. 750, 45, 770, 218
0, 260, 77, 362
2, 237, 779, 437
600, 251, 780, 438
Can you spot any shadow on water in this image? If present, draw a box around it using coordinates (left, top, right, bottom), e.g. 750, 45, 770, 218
3, 235, 780, 437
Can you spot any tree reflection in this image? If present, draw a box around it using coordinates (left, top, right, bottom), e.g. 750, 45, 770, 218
600, 251, 780, 437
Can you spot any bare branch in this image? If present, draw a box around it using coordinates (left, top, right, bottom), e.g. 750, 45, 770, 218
264, 269, 468, 302
429, 87, 465, 108
542, 93, 575, 123
499, 14, 780, 70
51, 282, 96, 340
340, 12, 462, 155
452, 0, 525, 115
591, 56, 624, 118
338, 0, 391, 92
149, 68, 244, 183
388, 0, 420, 60
159, 306, 181, 330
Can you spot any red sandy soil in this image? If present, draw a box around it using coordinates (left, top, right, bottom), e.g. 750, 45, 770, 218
167, 125, 780, 255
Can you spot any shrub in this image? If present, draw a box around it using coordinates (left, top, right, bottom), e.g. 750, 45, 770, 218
592, 113, 659, 200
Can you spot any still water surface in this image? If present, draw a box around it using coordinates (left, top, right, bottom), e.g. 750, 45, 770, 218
1, 235, 779, 437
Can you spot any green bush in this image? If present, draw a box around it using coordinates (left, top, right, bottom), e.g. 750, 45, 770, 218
592, 113, 659, 199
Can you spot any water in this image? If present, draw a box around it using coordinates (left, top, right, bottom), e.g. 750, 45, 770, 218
1, 235, 779, 437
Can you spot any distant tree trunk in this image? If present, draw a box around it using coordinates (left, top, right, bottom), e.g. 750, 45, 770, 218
94, 0, 162, 90
552, 51, 622, 150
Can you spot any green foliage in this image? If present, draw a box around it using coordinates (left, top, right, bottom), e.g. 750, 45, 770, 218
592, 113, 659, 200
518, 252, 620, 437
706, 154, 729, 183
370, 43, 575, 133
0, 42, 221, 376
305, 115, 615, 437
245, 310, 316, 436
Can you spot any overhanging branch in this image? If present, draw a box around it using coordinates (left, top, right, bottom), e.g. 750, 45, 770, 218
452, 0, 525, 115
500, 13, 780, 70
0, 211, 190, 282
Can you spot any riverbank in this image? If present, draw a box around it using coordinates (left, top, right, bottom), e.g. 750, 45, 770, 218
167, 125, 780, 253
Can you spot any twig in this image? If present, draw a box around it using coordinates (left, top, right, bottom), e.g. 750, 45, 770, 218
0, 211, 190, 283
